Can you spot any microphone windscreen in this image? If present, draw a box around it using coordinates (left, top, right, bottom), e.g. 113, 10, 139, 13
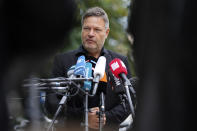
74, 55, 86, 77
83, 62, 92, 91
109, 58, 127, 78
94, 56, 106, 79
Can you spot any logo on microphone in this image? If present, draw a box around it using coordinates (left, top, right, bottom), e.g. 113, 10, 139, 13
111, 62, 119, 71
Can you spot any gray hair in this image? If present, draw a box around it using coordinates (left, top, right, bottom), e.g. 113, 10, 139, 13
81, 7, 109, 28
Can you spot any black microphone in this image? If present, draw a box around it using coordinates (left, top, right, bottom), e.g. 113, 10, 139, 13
108, 71, 127, 111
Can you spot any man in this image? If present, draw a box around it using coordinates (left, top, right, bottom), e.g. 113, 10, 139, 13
46, 7, 132, 130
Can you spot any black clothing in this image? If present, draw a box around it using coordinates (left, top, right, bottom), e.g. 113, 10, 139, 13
46, 45, 132, 130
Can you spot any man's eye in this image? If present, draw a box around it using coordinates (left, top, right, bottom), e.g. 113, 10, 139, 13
95, 29, 101, 32
84, 27, 90, 30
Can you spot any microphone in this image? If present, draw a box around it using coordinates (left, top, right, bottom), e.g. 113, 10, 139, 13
108, 71, 125, 94
109, 58, 136, 117
109, 58, 136, 95
23, 81, 68, 87
96, 72, 107, 95
67, 65, 75, 78
108, 71, 128, 111
74, 55, 86, 77
109, 58, 127, 79
82, 62, 92, 91
92, 56, 106, 96
38, 82, 68, 87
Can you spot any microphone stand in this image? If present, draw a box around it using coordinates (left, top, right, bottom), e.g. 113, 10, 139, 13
121, 75, 135, 118
47, 91, 69, 131
98, 92, 105, 131
84, 89, 89, 131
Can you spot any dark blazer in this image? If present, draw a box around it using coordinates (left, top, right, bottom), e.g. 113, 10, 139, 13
46, 45, 132, 130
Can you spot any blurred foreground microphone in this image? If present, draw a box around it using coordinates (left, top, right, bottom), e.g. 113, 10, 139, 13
74, 55, 86, 77
92, 56, 106, 95
82, 62, 92, 91
109, 58, 136, 95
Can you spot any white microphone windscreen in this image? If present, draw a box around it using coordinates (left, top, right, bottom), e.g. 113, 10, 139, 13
94, 56, 106, 79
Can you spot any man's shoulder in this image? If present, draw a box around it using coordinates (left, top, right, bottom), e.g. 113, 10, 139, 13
105, 49, 127, 60
55, 49, 78, 59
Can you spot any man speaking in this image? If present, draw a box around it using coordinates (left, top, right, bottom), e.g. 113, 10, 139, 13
46, 7, 133, 131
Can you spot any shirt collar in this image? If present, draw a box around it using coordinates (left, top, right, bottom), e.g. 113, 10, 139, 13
75, 45, 107, 58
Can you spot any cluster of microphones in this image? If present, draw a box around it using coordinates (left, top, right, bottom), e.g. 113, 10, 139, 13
23, 55, 137, 131
24, 55, 137, 99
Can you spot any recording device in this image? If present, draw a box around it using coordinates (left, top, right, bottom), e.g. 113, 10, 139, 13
82, 62, 92, 91
92, 56, 106, 96
74, 55, 86, 77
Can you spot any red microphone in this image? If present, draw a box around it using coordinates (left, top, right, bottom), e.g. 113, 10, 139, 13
109, 58, 136, 95
109, 58, 136, 117
109, 58, 128, 79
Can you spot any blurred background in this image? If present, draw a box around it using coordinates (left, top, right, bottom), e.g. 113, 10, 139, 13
1, 0, 135, 130
1, 0, 194, 130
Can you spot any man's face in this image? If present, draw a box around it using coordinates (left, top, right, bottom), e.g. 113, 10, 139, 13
81, 16, 109, 56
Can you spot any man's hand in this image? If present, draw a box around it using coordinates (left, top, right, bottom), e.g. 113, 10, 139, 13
88, 107, 106, 129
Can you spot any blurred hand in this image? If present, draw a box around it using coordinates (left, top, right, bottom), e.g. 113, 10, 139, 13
88, 107, 106, 129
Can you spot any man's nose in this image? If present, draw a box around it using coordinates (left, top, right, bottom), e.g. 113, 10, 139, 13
88, 29, 95, 37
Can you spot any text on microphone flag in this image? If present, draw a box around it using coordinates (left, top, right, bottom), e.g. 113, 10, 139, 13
111, 61, 120, 71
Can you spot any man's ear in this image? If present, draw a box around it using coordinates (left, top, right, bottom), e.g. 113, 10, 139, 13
105, 28, 110, 38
